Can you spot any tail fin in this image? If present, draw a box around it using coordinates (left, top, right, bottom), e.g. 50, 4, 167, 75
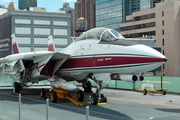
48, 35, 56, 52
11, 34, 20, 54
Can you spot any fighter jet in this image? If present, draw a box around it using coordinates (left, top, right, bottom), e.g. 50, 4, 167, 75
0, 27, 167, 105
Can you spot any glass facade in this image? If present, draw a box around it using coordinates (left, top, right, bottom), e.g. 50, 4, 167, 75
123, 31, 155, 38
19, 0, 37, 10
125, 0, 168, 16
120, 22, 155, 31
96, 0, 166, 32
96, 0, 124, 31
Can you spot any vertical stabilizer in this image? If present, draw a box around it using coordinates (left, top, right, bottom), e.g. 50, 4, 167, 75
11, 34, 20, 54
48, 35, 56, 52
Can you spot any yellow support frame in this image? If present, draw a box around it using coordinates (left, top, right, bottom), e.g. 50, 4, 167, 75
46, 87, 83, 106
136, 88, 168, 95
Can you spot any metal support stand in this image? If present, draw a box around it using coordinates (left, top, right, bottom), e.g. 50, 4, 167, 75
161, 76, 163, 89
46, 99, 49, 120
133, 82, 135, 91
19, 94, 21, 120
86, 106, 89, 120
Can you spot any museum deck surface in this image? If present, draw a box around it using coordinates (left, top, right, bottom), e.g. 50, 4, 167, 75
0, 86, 179, 120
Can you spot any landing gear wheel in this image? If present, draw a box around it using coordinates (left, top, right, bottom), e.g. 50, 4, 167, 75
77, 90, 84, 102
51, 90, 57, 103
163, 91, 166, 95
84, 81, 92, 93
143, 89, 147, 95
40, 89, 46, 98
100, 94, 107, 103
91, 93, 98, 105
13, 82, 21, 93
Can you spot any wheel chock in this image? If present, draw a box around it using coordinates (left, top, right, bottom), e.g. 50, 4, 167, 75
97, 103, 107, 106
11, 92, 18, 95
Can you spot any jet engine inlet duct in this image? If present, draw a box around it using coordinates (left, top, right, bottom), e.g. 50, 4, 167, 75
139, 76, 144, 81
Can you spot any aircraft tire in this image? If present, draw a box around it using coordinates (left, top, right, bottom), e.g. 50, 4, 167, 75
84, 81, 92, 93
100, 94, 107, 103
91, 93, 98, 105
13, 82, 21, 93
143, 89, 147, 95
77, 90, 84, 102
163, 91, 166, 95
51, 90, 57, 103
40, 89, 46, 98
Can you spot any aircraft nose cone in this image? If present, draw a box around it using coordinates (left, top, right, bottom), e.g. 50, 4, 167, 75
164, 58, 167, 62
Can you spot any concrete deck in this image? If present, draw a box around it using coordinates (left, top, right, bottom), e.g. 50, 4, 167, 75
0, 87, 180, 120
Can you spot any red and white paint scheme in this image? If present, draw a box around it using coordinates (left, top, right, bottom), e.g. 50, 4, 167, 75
0, 34, 69, 93
11, 34, 20, 54
0, 28, 166, 105
55, 28, 166, 82
55, 27, 166, 104
48, 35, 56, 52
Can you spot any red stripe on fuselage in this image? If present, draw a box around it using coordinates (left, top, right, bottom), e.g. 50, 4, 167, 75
60, 56, 164, 69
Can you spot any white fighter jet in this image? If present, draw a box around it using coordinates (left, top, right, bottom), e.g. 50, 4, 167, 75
0, 27, 167, 105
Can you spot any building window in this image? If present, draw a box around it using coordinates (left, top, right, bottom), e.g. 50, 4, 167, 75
162, 29, 164, 35
34, 19, 50, 25
163, 50, 164, 55
163, 64, 165, 70
133, 13, 155, 21
15, 26, 31, 34
54, 37, 68, 45
53, 28, 67, 35
162, 20, 164, 26
16, 36, 31, 44
162, 39, 164, 46
120, 22, 155, 31
34, 27, 50, 35
123, 31, 156, 38
34, 36, 48, 44
53, 20, 68, 26
15, 18, 30, 24
162, 11, 164, 17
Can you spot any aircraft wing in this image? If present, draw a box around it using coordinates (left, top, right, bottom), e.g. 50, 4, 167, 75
0, 51, 70, 82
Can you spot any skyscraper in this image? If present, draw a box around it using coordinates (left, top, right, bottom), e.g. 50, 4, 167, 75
74, 0, 95, 36
96, 0, 167, 32
19, 0, 37, 10
62, 3, 75, 36
96, 0, 124, 32
125, 0, 169, 16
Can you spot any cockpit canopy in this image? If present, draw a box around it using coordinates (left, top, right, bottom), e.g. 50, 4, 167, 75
75, 27, 125, 42
75, 27, 136, 46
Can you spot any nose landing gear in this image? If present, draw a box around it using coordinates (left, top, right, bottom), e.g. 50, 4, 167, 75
90, 78, 108, 105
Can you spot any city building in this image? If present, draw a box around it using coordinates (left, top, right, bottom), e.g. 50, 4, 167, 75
0, 8, 7, 15
0, 5, 5, 8
0, 10, 71, 57
85, 0, 96, 30
96, 0, 167, 32
27, 7, 46, 12
19, 0, 37, 10
96, 0, 124, 31
74, 0, 95, 36
125, 0, 168, 16
119, 0, 180, 76
8, 2, 18, 11
60, 3, 75, 37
